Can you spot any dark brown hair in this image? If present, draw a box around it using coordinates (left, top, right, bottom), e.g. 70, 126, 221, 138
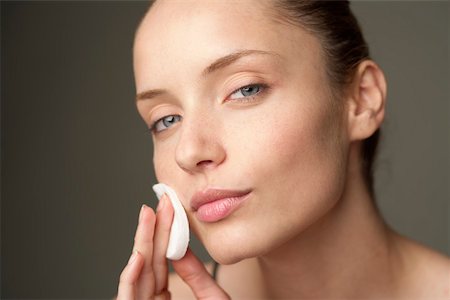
273, 0, 379, 197
144, 0, 380, 196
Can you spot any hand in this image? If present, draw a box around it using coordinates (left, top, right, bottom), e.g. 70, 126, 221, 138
117, 195, 230, 299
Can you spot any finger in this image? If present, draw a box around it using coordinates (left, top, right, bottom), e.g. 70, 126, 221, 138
154, 289, 171, 300
134, 204, 157, 298
172, 249, 230, 300
117, 250, 144, 300
152, 194, 174, 294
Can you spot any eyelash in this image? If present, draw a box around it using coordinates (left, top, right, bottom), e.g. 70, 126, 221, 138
228, 83, 268, 103
149, 83, 269, 134
150, 115, 182, 134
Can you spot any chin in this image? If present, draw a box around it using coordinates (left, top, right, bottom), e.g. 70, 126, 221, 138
198, 222, 277, 265
205, 241, 258, 265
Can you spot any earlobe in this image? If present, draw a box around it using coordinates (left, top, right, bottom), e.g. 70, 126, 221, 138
347, 60, 387, 141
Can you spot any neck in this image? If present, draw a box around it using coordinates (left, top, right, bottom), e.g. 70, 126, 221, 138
256, 148, 401, 299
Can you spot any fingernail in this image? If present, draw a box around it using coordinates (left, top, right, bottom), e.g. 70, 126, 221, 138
157, 195, 166, 212
139, 204, 147, 223
128, 250, 138, 265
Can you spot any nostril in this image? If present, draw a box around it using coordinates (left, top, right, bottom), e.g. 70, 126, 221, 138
196, 160, 214, 167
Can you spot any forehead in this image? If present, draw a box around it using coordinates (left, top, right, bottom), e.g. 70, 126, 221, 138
133, 0, 318, 90
135, 0, 276, 49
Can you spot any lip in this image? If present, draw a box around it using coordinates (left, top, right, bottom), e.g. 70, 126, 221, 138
191, 188, 252, 222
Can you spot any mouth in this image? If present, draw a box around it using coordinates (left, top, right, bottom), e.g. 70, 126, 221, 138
191, 188, 252, 223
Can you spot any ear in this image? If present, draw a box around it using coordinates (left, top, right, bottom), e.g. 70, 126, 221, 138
346, 60, 387, 141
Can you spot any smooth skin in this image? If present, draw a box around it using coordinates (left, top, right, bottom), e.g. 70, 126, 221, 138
117, 0, 450, 298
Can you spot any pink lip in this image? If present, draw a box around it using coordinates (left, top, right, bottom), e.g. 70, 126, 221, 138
191, 188, 252, 222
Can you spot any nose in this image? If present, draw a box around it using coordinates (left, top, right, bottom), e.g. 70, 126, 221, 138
175, 115, 226, 174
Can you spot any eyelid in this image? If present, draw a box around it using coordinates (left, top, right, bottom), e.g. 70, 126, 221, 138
149, 115, 164, 132
149, 114, 182, 134
226, 82, 269, 102
148, 102, 182, 133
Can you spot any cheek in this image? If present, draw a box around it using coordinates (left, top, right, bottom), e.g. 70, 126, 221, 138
153, 142, 177, 184
243, 94, 347, 215
250, 102, 340, 170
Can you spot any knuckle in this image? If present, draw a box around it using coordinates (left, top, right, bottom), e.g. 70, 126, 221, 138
184, 270, 204, 286
154, 289, 171, 300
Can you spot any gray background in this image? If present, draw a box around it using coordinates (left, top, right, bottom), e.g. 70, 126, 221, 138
1, 1, 448, 299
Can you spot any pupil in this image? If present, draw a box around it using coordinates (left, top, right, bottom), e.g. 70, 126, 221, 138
163, 116, 175, 127
242, 85, 259, 96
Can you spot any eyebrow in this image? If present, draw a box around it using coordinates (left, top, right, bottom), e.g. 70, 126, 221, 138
202, 49, 279, 75
136, 89, 167, 102
135, 49, 279, 102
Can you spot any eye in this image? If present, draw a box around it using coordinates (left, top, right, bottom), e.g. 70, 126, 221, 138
151, 115, 182, 133
229, 83, 266, 100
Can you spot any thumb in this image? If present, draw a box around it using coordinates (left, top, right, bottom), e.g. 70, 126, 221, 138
171, 249, 230, 300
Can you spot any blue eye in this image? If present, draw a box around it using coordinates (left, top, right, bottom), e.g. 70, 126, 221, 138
230, 84, 265, 100
151, 115, 182, 133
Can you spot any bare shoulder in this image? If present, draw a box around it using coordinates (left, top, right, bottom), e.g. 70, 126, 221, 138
414, 242, 450, 298
168, 261, 215, 299
395, 234, 450, 299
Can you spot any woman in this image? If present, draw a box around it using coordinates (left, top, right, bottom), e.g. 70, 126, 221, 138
117, 0, 449, 298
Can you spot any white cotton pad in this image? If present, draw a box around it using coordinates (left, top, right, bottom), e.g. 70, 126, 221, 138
152, 183, 190, 260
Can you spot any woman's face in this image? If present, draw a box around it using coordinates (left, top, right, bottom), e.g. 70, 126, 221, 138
134, 0, 349, 264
